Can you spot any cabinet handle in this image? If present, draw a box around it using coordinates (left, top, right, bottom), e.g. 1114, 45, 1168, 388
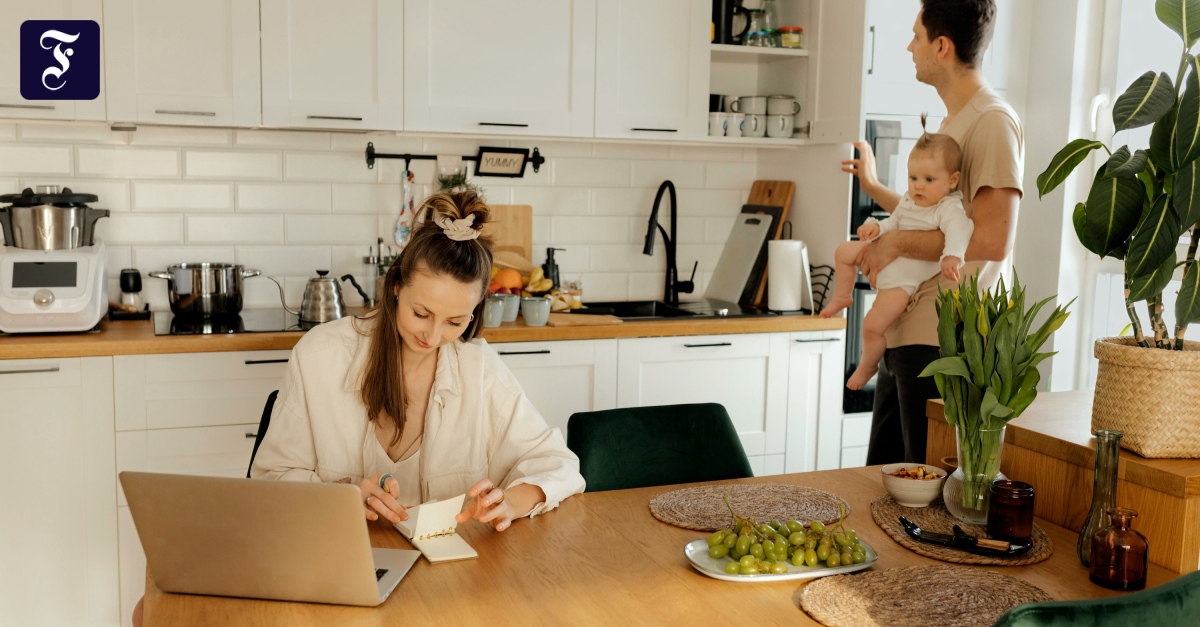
0, 103, 55, 110
632, 128, 678, 133
155, 109, 217, 117
479, 122, 529, 128
868, 26, 876, 75
245, 431, 258, 439
307, 115, 363, 121
794, 338, 840, 343
497, 350, 551, 356
245, 359, 289, 365
0, 366, 60, 376
683, 342, 732, 348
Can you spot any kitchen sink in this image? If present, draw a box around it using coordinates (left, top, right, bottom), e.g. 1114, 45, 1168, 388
578, 299, 779, 320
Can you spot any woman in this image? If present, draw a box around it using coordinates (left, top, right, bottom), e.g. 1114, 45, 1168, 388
250, 190, 585, 529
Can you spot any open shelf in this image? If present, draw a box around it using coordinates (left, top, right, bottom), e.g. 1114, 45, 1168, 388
710, 43, 810, 63
700, 135, 808, 147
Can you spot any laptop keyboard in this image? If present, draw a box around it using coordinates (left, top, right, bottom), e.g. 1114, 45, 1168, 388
375, 568, 389, 581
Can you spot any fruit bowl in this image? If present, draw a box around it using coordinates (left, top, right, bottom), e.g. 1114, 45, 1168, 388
880, 463, 947, 508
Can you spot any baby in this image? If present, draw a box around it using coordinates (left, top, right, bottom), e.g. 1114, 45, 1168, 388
820, 124, 973, 390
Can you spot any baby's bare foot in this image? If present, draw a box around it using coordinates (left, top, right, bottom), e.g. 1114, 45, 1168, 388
846, 364, 879, 390
819, 297, 853, 318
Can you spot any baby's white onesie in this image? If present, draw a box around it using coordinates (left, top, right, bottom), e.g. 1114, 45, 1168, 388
864, 191, 974, 294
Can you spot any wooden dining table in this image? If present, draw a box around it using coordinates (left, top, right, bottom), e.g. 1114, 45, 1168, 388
141, 466, 1179, 626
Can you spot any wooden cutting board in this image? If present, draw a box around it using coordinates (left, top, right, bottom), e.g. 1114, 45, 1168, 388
482, 204, 532, 261
745, 181, 795, 307
545, 313, 623, 327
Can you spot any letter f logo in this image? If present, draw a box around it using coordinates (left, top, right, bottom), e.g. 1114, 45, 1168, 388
21, 20, 99, 100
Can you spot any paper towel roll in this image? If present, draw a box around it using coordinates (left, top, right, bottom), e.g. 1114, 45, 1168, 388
768, 240, 812, 312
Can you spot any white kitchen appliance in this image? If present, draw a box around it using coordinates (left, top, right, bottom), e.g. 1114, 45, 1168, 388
0, 187, 109, 333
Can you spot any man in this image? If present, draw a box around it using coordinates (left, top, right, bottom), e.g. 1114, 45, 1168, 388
842, 0, 1023, 464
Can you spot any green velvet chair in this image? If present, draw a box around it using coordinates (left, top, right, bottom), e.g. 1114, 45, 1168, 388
992, 568, 1200, 627
566, 403, 754, 492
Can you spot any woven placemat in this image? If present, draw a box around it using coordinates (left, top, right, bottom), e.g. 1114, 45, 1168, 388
648, 484, 849, 531
799, 564, 1054, 627
870, 495, 1053, 566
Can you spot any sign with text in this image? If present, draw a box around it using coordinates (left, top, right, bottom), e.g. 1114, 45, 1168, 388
20, 20, 100, 100
474, 147, 529, 178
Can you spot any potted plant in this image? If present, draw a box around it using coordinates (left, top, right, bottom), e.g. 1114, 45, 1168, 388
1037, 0, 1200, 458
920, 273, 1071, 523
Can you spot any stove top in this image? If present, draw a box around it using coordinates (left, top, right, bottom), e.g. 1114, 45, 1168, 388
153, 308, 306, 335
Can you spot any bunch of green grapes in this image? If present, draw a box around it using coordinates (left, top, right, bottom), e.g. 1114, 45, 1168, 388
703, 496, 867, 576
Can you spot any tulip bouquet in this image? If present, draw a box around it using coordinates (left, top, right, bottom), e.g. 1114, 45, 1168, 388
920, 272, 1072, 519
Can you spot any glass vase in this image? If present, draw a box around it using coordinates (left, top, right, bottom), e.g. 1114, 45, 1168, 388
942, 425, 1006, 525
1078, 429, 1122, 566
1089, 507, 1148, 591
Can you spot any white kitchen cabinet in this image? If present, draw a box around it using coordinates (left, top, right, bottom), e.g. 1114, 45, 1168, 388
0, 0, 106, 120
785, 330, 846, 472
493, 339, 617, 438
103, 0, 261, 126
594, 0, 708, 140
841, 411, 871, 469
615, 333, 789, 463
261, 0, 403, 130
0, 357, 118, 627
404, 0, 596, 137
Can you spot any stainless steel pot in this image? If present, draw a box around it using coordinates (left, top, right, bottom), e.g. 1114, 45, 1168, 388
148, 263, 261, 318
0, 185, 109, 250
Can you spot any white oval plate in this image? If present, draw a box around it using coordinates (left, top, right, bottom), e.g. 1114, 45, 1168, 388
684, 538, 878, 582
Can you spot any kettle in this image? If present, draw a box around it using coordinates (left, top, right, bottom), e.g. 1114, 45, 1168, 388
269, 270, 371, 325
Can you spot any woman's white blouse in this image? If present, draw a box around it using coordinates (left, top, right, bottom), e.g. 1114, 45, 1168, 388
250, 315, 586, 517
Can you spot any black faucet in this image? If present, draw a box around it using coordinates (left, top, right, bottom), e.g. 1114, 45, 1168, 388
643, 180, 697, 306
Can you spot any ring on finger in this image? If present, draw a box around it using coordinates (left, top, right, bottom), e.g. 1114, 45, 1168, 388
378, 473, 393, 490
365, 494, 374, 506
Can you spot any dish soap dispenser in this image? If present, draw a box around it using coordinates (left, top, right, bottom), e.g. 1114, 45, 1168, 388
542, 248, 565, 290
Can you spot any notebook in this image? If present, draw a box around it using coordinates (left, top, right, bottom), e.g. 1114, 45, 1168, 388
392, 494, 478, 564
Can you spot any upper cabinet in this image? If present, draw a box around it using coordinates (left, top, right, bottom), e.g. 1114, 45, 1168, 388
103, 0, 261, 127
594, 0, 708, 140
261, 0, 403, 130
404, 0, 596, 137
0, 0, 106, 121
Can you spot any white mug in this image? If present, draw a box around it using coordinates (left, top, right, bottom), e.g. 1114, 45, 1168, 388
726, 113, 745, 137
730, 95, 766, 115
745, 113, 766, 138
767, 95, 802, 115
767, 114, 795, 138
708, 112, 725, 137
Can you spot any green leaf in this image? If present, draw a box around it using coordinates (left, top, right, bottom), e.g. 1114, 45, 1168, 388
1009, 367, 1042, 418
1113, 71, 1176, 132
1072, 203, 1104, 255
1177, 262, 1200, 326
1149, 103, 1179, 172
919, 356, 972, 379
1128, 250, 1178, 301
1105, 146, 1150, 178
1038, 139, 1106, 198
1174, 158, 1200, 227
1157, 0, 1200, 47
1085, 165, 1149, 257
1127, 194, 1182, 279
1175, 57, 1200, 166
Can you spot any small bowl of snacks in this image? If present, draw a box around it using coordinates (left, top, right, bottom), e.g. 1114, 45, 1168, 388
880, 463, 947, 508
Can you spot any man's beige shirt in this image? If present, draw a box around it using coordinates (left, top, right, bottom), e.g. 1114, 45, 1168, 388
885, 86, 1025, 348
250, 315, 586, 517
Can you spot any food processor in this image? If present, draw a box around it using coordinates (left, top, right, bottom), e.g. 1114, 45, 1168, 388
0, 186, 110, 333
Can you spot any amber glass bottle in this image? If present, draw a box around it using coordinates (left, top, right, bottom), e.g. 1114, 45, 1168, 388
1089, 508, 1148, 591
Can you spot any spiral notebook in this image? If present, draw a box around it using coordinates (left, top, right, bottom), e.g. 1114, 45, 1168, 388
392, 494, 478, 563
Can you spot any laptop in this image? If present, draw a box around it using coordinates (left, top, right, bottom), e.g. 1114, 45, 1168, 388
119, 471, 420, 607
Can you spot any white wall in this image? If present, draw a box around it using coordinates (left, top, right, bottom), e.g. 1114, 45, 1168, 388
0, 122, 757, 310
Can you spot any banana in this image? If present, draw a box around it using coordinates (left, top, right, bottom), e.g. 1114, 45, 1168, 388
529, 267, 544, 284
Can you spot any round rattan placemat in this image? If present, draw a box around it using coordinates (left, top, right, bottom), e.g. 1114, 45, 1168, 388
870, 495, 1053, 566
648, 484, 850, 531
799, 564, 1054, 627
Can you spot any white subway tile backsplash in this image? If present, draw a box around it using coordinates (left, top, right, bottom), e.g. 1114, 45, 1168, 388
237, 246, 331, 276
106, 246, 132, 277
592, 143, 671, 160
0, 178, 18, 194
333, 184, 401, 214
333, 134, 422, 153
131, 126, 231, 147
237, 130, 331, 150
187, 215, 284, 244
676, 244, 726, 272
0, 144, 72, 174
554, 159, 629, 188
285, 153, 376, 182
134, 246, 235, 272
421, 137, 497, 155
675, 217, 707, 245
531, 216, 550, 243
511, 187, 589, 215
79, 147, 177, 178
0, 123, 15, 141
588, 245, 661, 273
577, 273, 628, 301
510, 139, 592, 159
705, 162, 757, 190
20, 123, 128, 144
551, 217, 632, 245
20, 179, 131, 211
629, 273, 665, 300
531, 244, 589, 274
592, 188, 654, 217
631, 160, 705, 188
668, 146, 747, 162
238, 183, 331, 213
94, 214, 183, 245
134, 182, 231, 211
678, 189, 746, 216
287, 214, 376, 244
186, 151, 281, 180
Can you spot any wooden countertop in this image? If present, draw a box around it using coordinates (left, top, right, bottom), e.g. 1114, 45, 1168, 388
928, 391, 1200, 500
141, 466, 1177, 626
0, 314, 843, 360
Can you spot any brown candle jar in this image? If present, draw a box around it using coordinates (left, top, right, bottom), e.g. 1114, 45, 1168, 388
986, 480, 1035, 542
1090, 508, 1148, 591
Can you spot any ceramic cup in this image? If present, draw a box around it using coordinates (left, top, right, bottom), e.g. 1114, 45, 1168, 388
745, 113, 766, 138
730, 95, 766, 115
482, 296, 505, 327
766, 95, 801, 115
709, 94, 728, 113
520, 297, 551, 327
498, 293, 521, 322
708, 112, 725, 137
767, 114, 795, 138
726, 113, 745, 138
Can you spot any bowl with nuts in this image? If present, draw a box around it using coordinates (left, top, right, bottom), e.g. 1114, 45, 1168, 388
880, 463, 947, 508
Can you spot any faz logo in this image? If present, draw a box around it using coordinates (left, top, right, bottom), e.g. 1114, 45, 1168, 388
20, 20, 100, 100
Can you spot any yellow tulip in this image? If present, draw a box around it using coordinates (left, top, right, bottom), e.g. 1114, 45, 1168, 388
976, 304, 989, 337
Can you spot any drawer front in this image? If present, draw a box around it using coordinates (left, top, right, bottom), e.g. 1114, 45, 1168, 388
144, 351, 291, 383
0, 358, 81, 390
116, 422, 259, 506
624, 333, 772, 360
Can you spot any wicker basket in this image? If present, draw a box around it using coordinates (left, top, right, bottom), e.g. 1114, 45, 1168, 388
1092, 336, 1200, 458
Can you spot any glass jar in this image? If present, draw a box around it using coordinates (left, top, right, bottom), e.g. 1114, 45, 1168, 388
779, 26, 805, 49
1089, 508, 1148, 591
1078, 429, 1122, 566
986, 480, 1035, 542
745, 30, 771, 47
